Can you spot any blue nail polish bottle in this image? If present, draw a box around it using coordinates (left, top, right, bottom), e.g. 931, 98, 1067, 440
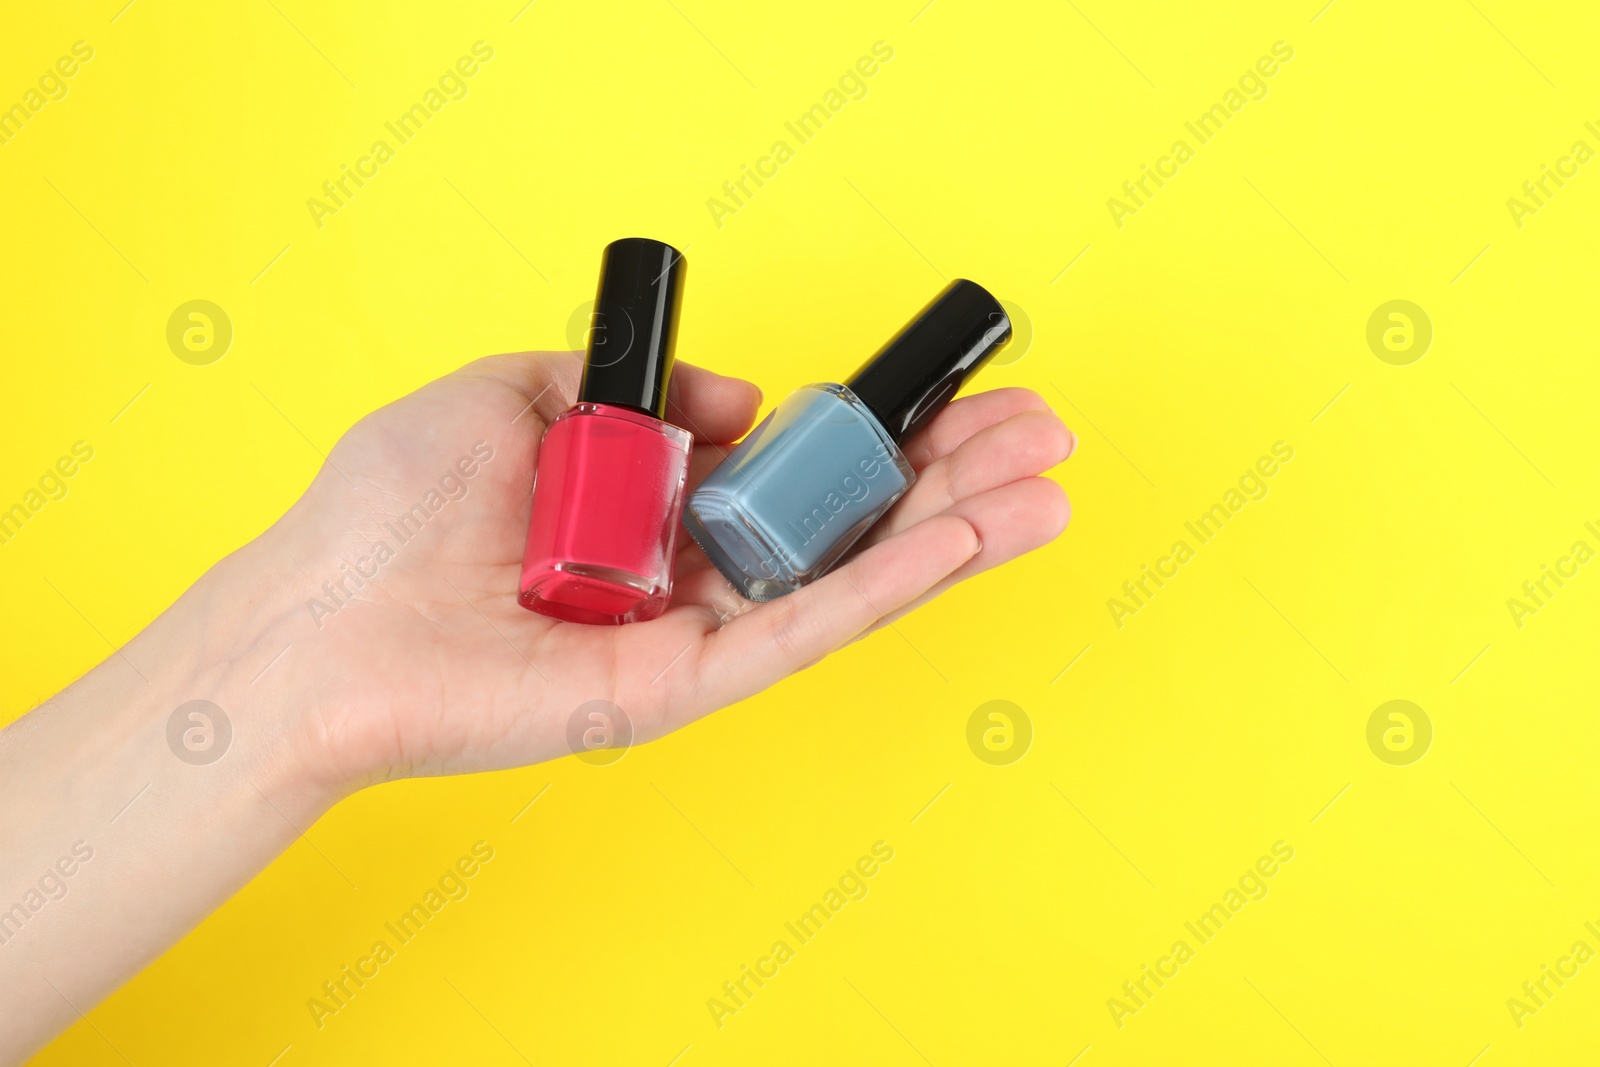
683, 279, 1012, 601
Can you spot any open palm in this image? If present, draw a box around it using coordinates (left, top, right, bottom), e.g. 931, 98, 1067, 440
261, 352, 1074, 793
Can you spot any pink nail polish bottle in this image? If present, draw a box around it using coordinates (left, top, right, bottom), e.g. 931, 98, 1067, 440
518, 238, 692, 625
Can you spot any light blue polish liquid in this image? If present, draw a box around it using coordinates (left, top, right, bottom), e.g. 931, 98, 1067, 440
682, 383, 913, 601
685, 279, 1012, 601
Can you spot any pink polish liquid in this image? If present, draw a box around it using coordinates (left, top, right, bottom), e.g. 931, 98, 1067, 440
517, 238, 692, 625
519, 402, 690, 624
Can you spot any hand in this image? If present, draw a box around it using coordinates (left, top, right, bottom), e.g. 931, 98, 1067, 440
0, 350, 1073, 1062
252, 352, 1076, 795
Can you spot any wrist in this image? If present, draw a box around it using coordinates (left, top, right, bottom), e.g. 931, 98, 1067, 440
136, 526, 350, 817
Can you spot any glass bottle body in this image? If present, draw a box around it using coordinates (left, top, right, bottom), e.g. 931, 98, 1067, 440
682, 383, 913, 601
520, 402, 691, 624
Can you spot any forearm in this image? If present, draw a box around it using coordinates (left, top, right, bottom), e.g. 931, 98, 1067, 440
0, 538, 332, 1064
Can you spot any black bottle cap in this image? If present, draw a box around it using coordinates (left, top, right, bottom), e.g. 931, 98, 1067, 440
844, 279, 1012, 444
576, 237, 686, 419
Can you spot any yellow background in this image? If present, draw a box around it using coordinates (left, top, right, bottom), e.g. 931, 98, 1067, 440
4, 0, 1599, 1062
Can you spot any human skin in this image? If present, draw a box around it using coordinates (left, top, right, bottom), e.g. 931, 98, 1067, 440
0, 352, 1073, 1062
